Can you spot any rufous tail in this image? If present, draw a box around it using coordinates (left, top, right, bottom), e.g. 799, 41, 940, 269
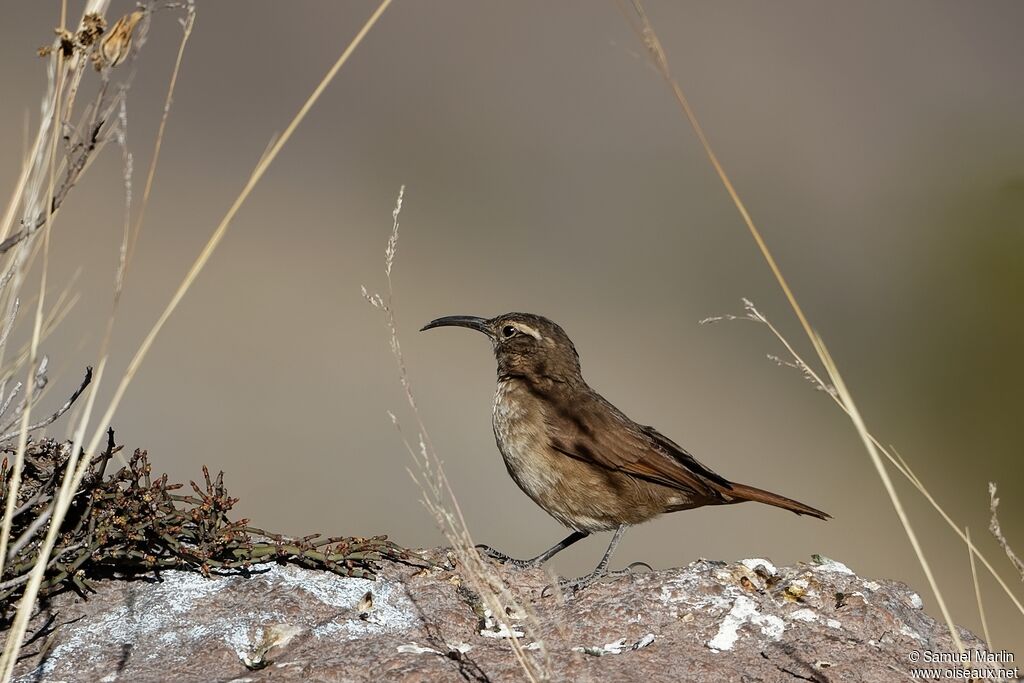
724, 482, 830, 520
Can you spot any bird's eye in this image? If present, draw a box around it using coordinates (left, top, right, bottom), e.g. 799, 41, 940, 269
501, 325, 518, 338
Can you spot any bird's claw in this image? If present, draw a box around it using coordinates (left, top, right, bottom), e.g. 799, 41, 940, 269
542, 562, 651, 598
540, 573, 601, 598
475, 544, 511, 561
475, 544, 538, 569
557, 572, 602, 593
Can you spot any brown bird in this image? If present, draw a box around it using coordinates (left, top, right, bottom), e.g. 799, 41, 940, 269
421, 312, 829, 590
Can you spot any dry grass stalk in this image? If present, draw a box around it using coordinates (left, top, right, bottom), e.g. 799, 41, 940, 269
809, 330, 963, 652
966, 527, 993, 650
0, 9, 64, 583
0, 0, 114, 597
364, 188, 550, 682
988, 483, 1024, 583
0, 2, 392, 676
0, 0, 73, 595
123, 3, 196, 288
0, 1, 147, 675
623, 0, 1022, 647
704, 300, 1024, 626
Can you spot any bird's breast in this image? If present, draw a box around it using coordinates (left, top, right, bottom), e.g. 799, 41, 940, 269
491, 380, 560, 506
490, 378, 683, 532
490, 379, 623, 532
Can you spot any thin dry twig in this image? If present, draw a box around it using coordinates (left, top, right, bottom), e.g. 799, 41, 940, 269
706, 299, 1024, 619
0, 439, 417, 609
623, 0, 1019, 646
122, 1, 195, 291
0, 3, 393, 675
620, 0, 817, 346
0, 0, 72, 593
811, 331, 963, 653
988, 483, 1024, 583
363, 188, 550, 682
0, 367, 92, 443
966, 527, 993, 650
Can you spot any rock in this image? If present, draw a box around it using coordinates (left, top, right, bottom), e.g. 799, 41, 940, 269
12, 550, 995, 682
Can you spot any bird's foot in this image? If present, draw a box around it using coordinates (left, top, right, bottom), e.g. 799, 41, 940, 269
475, 544, 541, 569
544, 561, 653, 597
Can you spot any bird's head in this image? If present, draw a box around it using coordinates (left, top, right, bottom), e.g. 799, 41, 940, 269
421, 312, 581, 381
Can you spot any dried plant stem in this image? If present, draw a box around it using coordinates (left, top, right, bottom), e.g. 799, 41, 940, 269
623, 0, 1019, 646
0, 124, 46, 246
711, 301, 1024, 618
988, 483, 1024, 583
0, 289, 77, 389
364, 189, 547, 682
123, 2, 196, 288
0, 3, 69, 584
1, 441, 413, 606
0, 0, 112, 246
71, 0, 393, 480
0, 367, 91, 444
622, 0, 817, 346
812, 332, 963, 653
966, 527, 993, 650
0, 2, 391, 675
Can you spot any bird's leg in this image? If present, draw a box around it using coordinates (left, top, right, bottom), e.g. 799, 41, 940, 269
557, 524, 628, 592
476, 530, 589, 568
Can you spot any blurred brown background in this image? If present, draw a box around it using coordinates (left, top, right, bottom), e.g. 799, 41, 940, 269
1, 1, 1022, 651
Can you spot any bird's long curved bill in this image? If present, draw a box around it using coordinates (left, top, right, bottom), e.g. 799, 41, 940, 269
420, 315, 490, 334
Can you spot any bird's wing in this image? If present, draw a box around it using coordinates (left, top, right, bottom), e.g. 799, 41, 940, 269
545, 390, 732, 498
639, 424, 733, 490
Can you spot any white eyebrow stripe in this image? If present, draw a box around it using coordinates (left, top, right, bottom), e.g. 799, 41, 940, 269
514, 323, 542, 340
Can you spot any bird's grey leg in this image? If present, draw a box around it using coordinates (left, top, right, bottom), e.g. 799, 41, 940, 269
476, 530, 589, 568
557, 524, 629, 592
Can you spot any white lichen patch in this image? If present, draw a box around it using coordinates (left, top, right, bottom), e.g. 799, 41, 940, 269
35, 570, 225, 676
397, 642, 439, 655
574, 638, 627, 656
826, 619, 842, 629
635, 633, 656, 649
900, 624, 924, 642
713, 569, 734, 584
862, 580, 881, 591
812, 559, 854, 575
789, 608, 818, 623
707, 596, 785, 652
480, 622, 525, 639
908, 592, 924, 609
480, 608, 526, 639
573, 633, 655, 656
276, 565, 372, 607
282, 568, 416, 640
397, 641, 471, 656
655, 570, 733, 619
25, 566, 418, 680
740, 558, 777, 576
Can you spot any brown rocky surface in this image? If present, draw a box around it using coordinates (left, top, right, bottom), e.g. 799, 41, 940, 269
11, 550, 1003, 682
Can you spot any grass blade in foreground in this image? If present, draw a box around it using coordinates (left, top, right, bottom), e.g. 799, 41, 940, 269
0, 2, 393, 677
620, 0, 1012, 648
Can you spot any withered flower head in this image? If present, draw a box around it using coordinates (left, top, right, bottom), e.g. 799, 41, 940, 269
95, 10, 145, 70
